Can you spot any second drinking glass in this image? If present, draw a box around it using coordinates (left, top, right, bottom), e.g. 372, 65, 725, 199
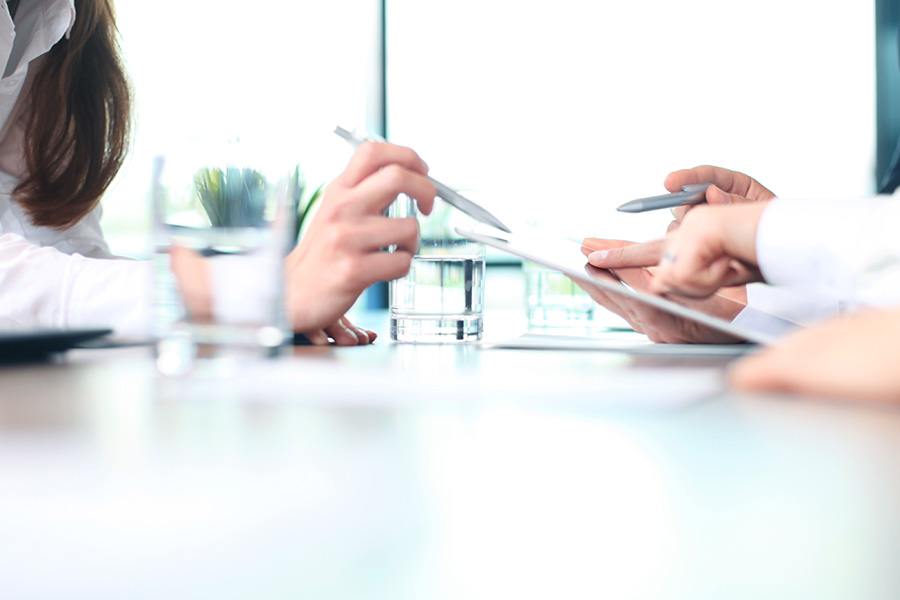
389, 196, 485, 343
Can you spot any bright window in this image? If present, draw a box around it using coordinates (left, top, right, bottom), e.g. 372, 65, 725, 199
106, 2, 877, 257
105, 1, 378, 257
386, 1, 876, 242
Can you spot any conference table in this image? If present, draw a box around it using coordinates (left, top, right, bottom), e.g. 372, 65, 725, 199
1, 309, 898, 599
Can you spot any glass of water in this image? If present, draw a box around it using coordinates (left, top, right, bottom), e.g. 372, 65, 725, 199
151, 142, 297, 375
524, 262, 595, 329
389, 195, 485, 343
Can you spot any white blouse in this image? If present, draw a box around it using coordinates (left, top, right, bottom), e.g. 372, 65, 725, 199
0, 0, 151, 339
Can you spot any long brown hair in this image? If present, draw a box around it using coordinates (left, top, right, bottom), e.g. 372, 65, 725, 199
18, 0, 131, 229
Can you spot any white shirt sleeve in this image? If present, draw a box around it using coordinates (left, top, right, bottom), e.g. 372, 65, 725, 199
0, 233, 152, 339
756, 195, 900, 309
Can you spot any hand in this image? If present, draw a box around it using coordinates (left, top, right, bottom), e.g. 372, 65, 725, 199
586, 200, 768, 299
730, 309, 900, 402
575, 240, 747, 343
168, 233, 380, 347
284, 142, 436, 345
650, 202, 768, 298
665, 165, 777, 224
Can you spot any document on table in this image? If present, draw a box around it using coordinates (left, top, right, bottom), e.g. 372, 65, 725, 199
487, 330, 758, 356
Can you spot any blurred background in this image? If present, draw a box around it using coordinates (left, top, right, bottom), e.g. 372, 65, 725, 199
108, 0, 887, 268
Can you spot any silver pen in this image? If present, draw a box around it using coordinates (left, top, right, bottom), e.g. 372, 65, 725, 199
616, 182, 713, 213
334, 126, 512, 233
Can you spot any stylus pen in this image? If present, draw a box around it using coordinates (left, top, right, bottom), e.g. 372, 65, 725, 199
334, 125, 512, 233
616, 182, 713, 213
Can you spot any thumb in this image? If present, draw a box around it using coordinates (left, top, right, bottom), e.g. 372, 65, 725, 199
708, 185, 752, 206
728, 352, 793, 393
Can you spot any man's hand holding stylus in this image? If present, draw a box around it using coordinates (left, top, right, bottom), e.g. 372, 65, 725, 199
664, 165, 777, 222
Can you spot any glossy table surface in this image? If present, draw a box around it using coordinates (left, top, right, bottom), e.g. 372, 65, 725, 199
0, 313, 898, 599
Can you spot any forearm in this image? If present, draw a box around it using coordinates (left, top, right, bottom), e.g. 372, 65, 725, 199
0, 233, 152, 338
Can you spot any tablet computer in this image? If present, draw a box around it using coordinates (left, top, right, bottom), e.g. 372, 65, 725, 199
457, 225, 798, 346
0, 327, 112, 362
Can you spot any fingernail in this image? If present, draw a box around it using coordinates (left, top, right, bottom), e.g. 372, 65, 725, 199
588, 250, 609, 263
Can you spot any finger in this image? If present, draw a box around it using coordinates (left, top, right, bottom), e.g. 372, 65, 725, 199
665, 165, 776, 203
588, 238, 667, 268
338, 142, 429, 187
352, 217, 419, 254
304, 329, 330, 346
340, 317, 375, 346
361, 250, 415, 283
608, 266, 656, 293
664, 165, 746, 194
666, 220, 681, 234
574, 275, 646, 334
634, 307, 691, 343
324, 319, 361, 346
343, 317, 370, 345
598, 274, 716, 344
339, 317, 368, 345
655, 210, 760, 296
671, 183, 749, 215
581, 238, 635, 256
653, 255, 734, 297
582, 266, 653, 333
728, 351, 797, 394
671, 203, 710, 222
350, 165, 436, 216
706, 184, 753, 207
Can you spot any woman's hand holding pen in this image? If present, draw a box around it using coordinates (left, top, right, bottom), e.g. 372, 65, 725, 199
284, 142, 436, 345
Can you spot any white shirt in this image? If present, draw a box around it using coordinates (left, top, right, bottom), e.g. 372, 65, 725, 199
730, 188, 900, 339
0, 0, 151, 339
756, 193, 900, 309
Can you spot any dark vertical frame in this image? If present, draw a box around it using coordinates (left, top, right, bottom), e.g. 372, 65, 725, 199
364, 0, 390, 309
876, 0, 900, 187
366, 0, 388, 139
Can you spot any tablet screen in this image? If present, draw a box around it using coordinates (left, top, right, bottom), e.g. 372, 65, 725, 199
457, 224, 799, 345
